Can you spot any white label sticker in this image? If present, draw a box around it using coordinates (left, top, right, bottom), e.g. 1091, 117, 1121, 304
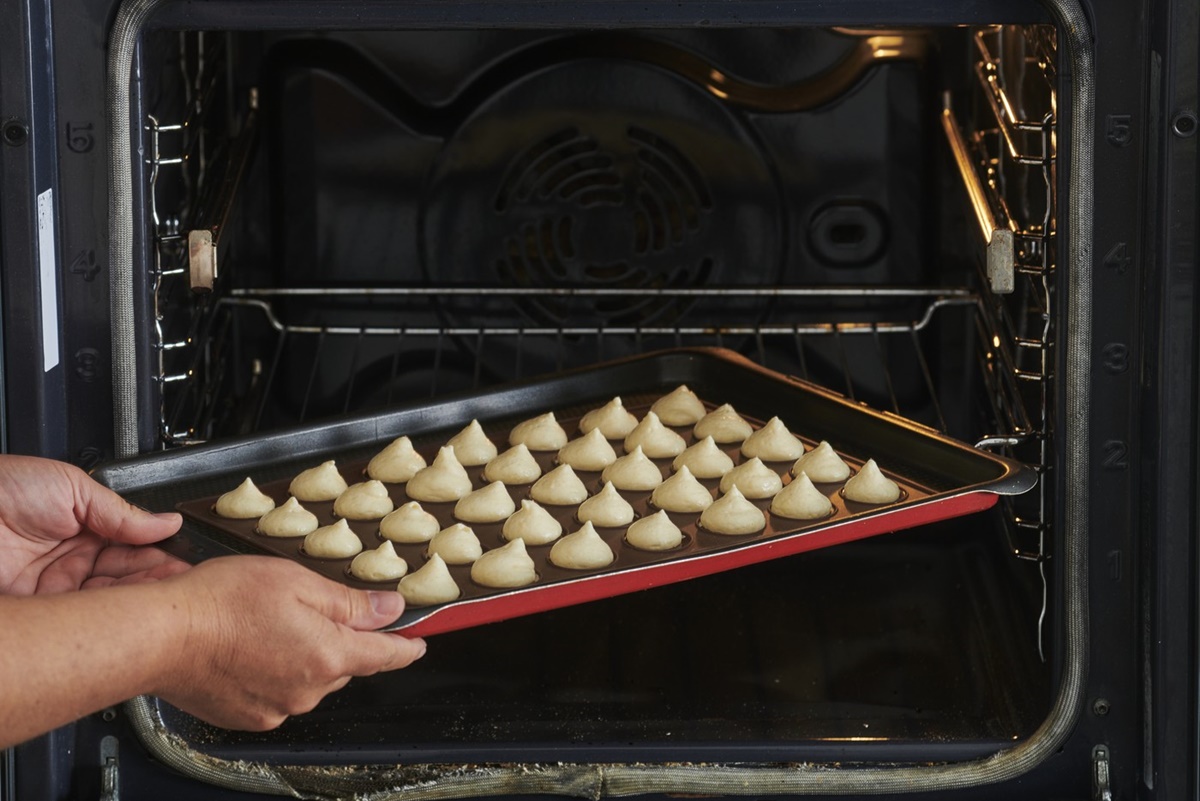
36, 188, 60, 372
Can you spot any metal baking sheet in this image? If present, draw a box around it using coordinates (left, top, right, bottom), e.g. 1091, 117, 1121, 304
95, 348, 1035, 637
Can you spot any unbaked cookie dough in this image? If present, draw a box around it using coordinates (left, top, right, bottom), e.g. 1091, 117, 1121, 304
405, 446, 473, 502
719, 458, 783, 499
549, 521, 615, 570
447, 419, 498, 466
650, 384, 707, 426
256, 496, 317, 538
693, 404, 754, 444
624, 509, 683, 551
701, 486, 767, 535
502, 499, 563, 545
672, 435, 734, 479
454, 481, 516, 524
842, 459, 902, 504
333, 480, 394, 520
483, 444, 542, 484
427, 523, 483, 565
289, 460, 348, 502
740, 416, 805, 462
601, 445, 664, 491
529, 464, 589, 506
379, 501, 441, 544
349, 541, 410, 582
398, 553, 460, 607
557, 428, 618, 471
470, 539, 538, 588
366, 436, 426, 483
579, 396, 639, 439
790, 441, 851, 483
770, 472, 833, 520
215, 478, 276, 519
650, 465, 713, 513
576, 481, 635, 527
623, 411, 686, 458
303, 518, 364, 559
509, 412, 568, 451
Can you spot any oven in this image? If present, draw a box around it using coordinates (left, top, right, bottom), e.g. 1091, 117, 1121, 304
0, 0, 1196, 798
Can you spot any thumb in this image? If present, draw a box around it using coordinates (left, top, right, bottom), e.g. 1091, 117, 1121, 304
76, 478, 182, 545
318, 582, 408, 631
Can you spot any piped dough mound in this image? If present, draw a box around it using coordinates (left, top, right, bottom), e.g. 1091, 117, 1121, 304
577, 481, 635, 527
454, 481, 516, 524
719, 458, 783, 499
771, 472, 833, 520
623, 411, 686, 458
740, 416, 805, 462
625, 509, 683, 551
509, 412, 568, 451
215, 478, 276, 519
842, 459, 902, 504
549, 521, 615, 570
650, 385, 707, 426
380, 501, 441, 544
579, 397, 639, 439
427, 523, 483, 565
557, 428, 618, 471
650, 465, 713, 513
349, 541, 410, 582
366, 436, 426, 483
693, 404, 753, 444
672, 436, 734, 479
405, 446, 473, 502
483, 444, 542, 484
701, 486, 767, 535
791, 441, 851, 483
529, 464, 589, 506
470, 539, 538, 589
333, 480, 395, 520
303, 518, 364, 559
256, 496, 317, 538
601, 445, 663, 491
289, 461, 348, 502
447, 419, 498, 467
398, 553, 460, 607
502, 499, 563, 545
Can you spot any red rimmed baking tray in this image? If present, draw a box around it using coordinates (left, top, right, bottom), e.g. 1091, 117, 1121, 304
94, 348, 1036, 637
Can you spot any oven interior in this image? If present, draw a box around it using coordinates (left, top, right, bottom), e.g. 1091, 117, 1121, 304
132, 21, 1059, 765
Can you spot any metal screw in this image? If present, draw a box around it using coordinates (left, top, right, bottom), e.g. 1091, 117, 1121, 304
1172, 111, 1198, 138
2, 119, 29, 147
100, 707, 118, 722
1092, 698, 1110, 716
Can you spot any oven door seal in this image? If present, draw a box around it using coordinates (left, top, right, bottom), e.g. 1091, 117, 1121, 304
105, 1, 1093, 796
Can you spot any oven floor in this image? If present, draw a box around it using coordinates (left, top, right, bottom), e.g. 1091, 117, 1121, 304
153, 511, 1051, 764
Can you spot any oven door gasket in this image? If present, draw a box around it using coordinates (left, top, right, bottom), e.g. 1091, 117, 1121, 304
104, 1, 1092, 798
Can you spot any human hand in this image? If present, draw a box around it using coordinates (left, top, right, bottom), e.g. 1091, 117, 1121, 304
0, 455, 186, 595
154, 556, 425, 731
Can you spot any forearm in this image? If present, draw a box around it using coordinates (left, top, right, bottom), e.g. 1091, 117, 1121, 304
0, 582, 183, 748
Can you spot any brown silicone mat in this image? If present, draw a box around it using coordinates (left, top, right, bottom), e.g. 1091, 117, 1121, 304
178, 398, 929, 603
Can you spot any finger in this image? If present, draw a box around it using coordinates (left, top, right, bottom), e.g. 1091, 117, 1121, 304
90, 544, 186, 579
308, 580, 407, 631
337, 630, 428, 677
73, 474, 182, 545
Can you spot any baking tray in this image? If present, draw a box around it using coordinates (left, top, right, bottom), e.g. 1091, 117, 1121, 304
94, 348, 1035, 637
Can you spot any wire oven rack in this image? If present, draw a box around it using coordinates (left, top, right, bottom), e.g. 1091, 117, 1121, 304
144, 27, 1057, 596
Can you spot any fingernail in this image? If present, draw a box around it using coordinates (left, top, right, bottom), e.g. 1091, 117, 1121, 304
368, 591, 404, 619
152, 511, 181, 522
414, 638, 427, 659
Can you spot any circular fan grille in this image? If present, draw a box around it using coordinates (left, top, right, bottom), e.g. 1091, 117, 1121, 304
422, 59, 780, 330
492, 125, 715, 325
